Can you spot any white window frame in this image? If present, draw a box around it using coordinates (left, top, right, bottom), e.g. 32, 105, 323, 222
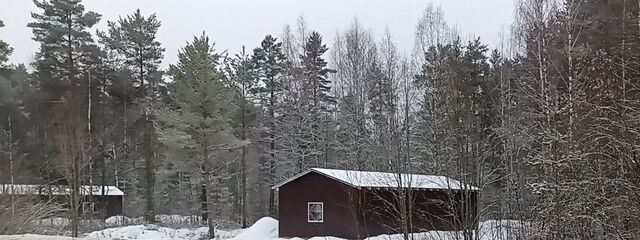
82, 202, 97, 214
307, 202, 324, 223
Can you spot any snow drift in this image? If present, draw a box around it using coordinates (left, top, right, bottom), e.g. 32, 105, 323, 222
231, 217, 278, 240
86, 224, 209, 240
0, 217, 523, 240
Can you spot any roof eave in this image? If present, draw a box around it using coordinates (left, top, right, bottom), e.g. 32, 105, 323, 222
271, 168, 362, 190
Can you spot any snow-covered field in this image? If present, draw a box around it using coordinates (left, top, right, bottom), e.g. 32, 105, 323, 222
0, 217, 523, 240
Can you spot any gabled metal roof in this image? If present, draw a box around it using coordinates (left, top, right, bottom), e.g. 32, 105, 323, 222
272, 168, 479, 191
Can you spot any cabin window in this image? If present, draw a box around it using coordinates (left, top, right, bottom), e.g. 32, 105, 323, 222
307, 202, 324, 223
82, 202, 97, 214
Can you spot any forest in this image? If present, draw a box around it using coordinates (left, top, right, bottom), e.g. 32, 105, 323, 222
1, 0, 639, 239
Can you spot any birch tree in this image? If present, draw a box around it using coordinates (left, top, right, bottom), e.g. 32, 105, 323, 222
331, 19, 377, 170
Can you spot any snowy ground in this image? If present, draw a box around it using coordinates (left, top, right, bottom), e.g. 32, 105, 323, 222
0, 217, 523, 240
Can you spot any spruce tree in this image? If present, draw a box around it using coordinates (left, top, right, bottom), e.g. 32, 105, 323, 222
414, 44, 454, 174
227, 46, 257, 227
301, 31, 334, 113
158, 33, 239, 238
252, 35, 286, 216
299, 32, 335, 167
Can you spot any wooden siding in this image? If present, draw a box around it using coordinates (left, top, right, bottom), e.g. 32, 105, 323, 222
278, 171, 361, 239
359, 188, 478, 237
276, 171, 479, 239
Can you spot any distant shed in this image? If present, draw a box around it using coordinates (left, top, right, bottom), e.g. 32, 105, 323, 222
1, 184, 124, 219
273, 168, 479, 239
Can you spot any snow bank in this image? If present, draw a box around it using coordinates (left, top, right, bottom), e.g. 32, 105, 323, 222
232, 217, 278, 240
360, 220, 523, 240
0, 219, 523, 240
277, 219, 523, 240
86, 224, 210, 240
84, 224, 239, 240
0, 234, 75, 240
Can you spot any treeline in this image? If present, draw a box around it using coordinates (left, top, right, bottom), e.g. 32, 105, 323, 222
0, 0, 639, 239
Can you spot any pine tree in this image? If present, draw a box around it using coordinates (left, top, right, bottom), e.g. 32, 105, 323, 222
158, 33, 240, 238
98, 9, 164, 222
0, 19, 12, 66
28, 0, 101, 236
413, 38, 495, 236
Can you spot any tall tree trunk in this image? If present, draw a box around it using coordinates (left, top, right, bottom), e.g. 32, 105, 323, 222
268, 78, 276, 217
201, 140, 209, 222
143, 117, 155, 222
71, 153, 80, 238
201, 174, 208, 221
139, 48, 156, 223
241, 93, 248, 228
8, 115, 14, 219
100, 76, 107, 197
87, 71, 94, 212
199, 137, 216, 238
122, 81, 128, 193
203, 138, 217, 238
66, 14, 81, 238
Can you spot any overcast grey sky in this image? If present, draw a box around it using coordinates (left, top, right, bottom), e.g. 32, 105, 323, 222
0, 0, 514, 69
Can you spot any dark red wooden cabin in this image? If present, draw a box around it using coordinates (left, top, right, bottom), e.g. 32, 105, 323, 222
273, 168, 479, 239
1, 184, 124, 219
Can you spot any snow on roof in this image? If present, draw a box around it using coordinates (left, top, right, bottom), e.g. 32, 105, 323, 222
0, 184, 124, 196
273, 168, 479, 191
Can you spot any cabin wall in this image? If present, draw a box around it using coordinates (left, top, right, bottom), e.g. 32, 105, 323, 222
278, 172, 361, 239
360, 189, 479, 237
105, 196, 123, 218
277, 172, 479, 239
2, 194, 122, 219
87, 195, 123, 218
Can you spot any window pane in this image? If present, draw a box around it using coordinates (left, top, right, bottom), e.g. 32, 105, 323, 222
308, 202, 323, 222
